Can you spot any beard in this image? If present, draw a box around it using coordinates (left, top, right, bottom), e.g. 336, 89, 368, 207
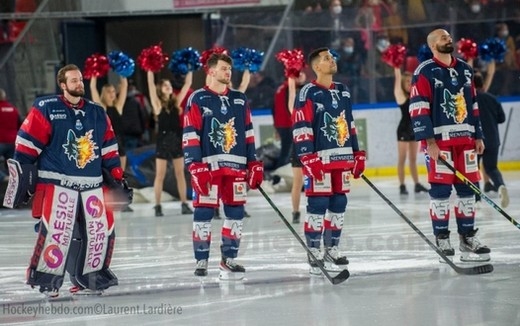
216, 77, 231, 85
437, 43, 454, 54
65, 86, 85, 97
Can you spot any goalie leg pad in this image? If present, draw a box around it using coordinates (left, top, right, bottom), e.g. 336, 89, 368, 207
66, 210, 118, 291
26, 185, 79, 291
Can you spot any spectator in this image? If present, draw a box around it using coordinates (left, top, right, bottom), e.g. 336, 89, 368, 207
122, 88, 148, 152
491, 22, 519, 96
245, 71, 276, 109
336, 35, 367, 102
0, 88, 21, 180
474, 72, 509, 208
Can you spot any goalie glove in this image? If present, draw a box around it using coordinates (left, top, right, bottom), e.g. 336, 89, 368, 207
300, 153, 324, 181
188, 162, 212, 196
247, 161, 264, 189
102, 167, 133, 211
3, 159, 37, 209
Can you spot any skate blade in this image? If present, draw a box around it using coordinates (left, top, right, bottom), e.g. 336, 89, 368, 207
218, 270, 245, 281
309, 267, 323, 276
324, 261, 345, 273
69, 287, 103, 295
42, 291, 59, 299
460, 252, 490, 262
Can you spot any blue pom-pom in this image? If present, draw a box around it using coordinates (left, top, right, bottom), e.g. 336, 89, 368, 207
168, 47, 202, 74
231, 47, 264, 73
330, 49, 340, 61
108, 51, 135, 77
417, 44, 433, 63
479, 38, 507, 62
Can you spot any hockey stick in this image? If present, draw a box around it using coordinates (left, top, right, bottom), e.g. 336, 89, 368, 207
438, 157, 520, 229
257, 185, 350, 284
361, 175, 493, 275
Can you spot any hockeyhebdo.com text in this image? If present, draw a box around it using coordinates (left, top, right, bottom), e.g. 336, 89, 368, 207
2, 302, 183, 317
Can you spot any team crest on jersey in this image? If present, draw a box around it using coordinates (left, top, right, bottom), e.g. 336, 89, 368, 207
320, 111, 349, 146
62, 129, 99, 168
209, 117, 237, 153
441, 88, 467, 124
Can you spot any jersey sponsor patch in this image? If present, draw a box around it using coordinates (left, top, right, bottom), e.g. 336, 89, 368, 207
38, 185, 79, 275
464, 150, 478, 173
81, 187, 110, 274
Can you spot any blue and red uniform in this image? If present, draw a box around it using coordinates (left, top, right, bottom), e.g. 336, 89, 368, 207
410, 56, 482, 236
292, 80, 360, 249
15, 95, 121, 292
183, 86, 257, 261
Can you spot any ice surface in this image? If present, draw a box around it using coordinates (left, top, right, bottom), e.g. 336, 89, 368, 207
1, 173, 520, 326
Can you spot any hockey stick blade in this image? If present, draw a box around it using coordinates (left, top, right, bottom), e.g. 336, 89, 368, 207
438, 157, 520, 230
257, 186, 350, 285
361, 175, 493, 275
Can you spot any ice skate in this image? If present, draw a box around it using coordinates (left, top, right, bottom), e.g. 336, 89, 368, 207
38, 286, 59, 299
307, 247, 324, 276
436, 231, 455, 262
323, 246, 349, 271
459, 229, 491, 262
219, 257, 245, 280
194, 259, 208, 277
69, 285, 103, 295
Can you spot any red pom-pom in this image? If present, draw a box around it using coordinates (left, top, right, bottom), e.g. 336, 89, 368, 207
83, 53, 109, 79
457, 38, 478, 60
137, 44, 169, 72
200, 46, 228, 72
276, 49, 306, 78
381, 44, 407, 68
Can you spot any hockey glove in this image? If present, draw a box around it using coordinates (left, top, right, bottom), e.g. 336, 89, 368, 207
189, 162, 212, 196
352, 151, 366, 179
3, 159, 37, 209
300, 153, 324, 181
247, 161, 264, 189
102, 167, 134, 211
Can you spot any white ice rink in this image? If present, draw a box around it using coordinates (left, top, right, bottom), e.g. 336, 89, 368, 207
1, 172, 520, 326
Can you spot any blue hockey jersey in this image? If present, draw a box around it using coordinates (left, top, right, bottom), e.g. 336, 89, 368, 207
292, 81, 360, 170
409, 56, 483, 146
14, 95, 121, 190
183, 86, 257, 176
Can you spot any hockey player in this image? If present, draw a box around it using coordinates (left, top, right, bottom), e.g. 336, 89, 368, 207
3, 64, 131, 297
292, 47, 365, 275
183, 53, 263, 280
409, 29, 489, 262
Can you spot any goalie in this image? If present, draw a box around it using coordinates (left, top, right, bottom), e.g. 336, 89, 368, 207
3, 64, 132, 298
